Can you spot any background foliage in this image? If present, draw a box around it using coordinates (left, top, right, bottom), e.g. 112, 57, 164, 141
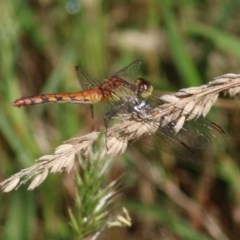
1, 0, 240, 239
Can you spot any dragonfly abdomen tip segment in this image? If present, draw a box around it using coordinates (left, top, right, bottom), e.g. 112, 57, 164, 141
12, 90, 105, 107
12, 95, 60, 107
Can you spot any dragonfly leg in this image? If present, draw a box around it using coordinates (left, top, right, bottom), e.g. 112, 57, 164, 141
104, 103, 125, 128
104, 103, 126, 150
90, 105, 94, 119
104, 100, 150, 149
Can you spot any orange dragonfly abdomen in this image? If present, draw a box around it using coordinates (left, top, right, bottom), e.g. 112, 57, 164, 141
13, 88, 103, 107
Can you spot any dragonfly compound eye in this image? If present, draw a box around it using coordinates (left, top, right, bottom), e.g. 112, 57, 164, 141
135, 78, 153, 99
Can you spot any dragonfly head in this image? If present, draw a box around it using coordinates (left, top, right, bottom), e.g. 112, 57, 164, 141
134, 78, 153, 99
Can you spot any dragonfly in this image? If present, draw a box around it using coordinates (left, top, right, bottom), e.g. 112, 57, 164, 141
13, 60, 153, 124
13, 60, 225, 160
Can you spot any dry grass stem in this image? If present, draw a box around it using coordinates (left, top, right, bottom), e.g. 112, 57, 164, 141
1, 73, 240, 192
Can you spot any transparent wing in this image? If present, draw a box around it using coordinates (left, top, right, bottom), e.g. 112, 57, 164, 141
78, 61, 147, 123
112, 59, 142, 81
104, 60, 146, 115
75, 60, 142, 90
132, 103, 226, 162
75, 65, 100, 90
155, 117, 225, 161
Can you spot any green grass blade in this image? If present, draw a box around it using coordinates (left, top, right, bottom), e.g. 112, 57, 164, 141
160, 0, 201, 86
2, 191, 35, 240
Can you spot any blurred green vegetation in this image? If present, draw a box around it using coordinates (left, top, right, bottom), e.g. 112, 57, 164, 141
1, 0, 240, 239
